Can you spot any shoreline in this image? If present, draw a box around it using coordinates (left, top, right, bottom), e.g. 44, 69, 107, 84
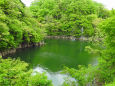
0, 41, 45, 57
0, 36, 101, 57
45, 36, 90, 41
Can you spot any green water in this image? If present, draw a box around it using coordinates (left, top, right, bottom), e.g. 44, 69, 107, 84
8, 39, 97, 86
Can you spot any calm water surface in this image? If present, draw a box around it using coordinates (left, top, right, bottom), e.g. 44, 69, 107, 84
8, 39, 97, 86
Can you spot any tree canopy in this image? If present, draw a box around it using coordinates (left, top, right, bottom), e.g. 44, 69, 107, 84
0, 0, 46, 51
30, 0, 110, 37
0, 0, 115, 86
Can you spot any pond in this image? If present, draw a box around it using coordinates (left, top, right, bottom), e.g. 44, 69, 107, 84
7, 39, 97, 86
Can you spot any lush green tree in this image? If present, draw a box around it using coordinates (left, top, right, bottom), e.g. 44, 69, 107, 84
0, 22, 10, 50
0, 0, 46, 51
63, 16, 115, 86
30, 0, 110, 37
0, 56, 52, 86
96, 16, 115, 84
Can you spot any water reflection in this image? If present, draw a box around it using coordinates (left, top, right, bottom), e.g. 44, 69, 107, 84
7, 39, 97, 86
33, 65, 76, 86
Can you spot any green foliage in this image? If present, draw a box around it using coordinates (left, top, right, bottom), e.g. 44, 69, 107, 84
0, 0, 46, 51
62, 15, 115, 86
62, 79, 76, 86
0, 22, 15, 50
96, 16, 115, 84
110, 8, 115, 16
0, 0, 114, 86
30, 0, 109, 37
105, 80, 115, 86
0, 56, 52, 86
63, 65, 96, 86
8, 19, 23, 46
97, 4, 111, 19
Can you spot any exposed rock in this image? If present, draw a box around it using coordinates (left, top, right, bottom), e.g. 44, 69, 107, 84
1, 49, 16, 57
1, 41, 45, 57
46, 36, 77, 40
39, 41, 45, 46
0, 52, 2, 57
46, 36, 89, 41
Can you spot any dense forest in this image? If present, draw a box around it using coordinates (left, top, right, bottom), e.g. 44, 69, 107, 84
30, 0, 110, 37
0, 0, 115, 86
0, 0, 46, 51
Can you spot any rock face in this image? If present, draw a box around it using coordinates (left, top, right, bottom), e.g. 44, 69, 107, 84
0, 53, 2, 57
0, 49, 16, 57
46, 36, 89, 41
46, 36, 77, 40
0, 41, 45, 57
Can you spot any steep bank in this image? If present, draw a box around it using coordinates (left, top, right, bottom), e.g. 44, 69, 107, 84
0, 41, 45, 57
46, 36, 92, 41
0, 0, 46, 56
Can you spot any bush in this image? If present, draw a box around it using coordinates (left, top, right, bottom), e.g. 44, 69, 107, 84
0, 56, 52, 86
